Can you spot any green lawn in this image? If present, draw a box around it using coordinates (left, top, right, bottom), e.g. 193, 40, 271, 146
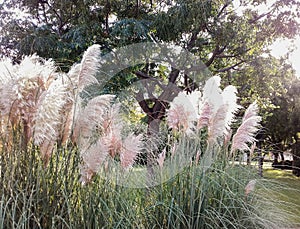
263, 167, 300, 226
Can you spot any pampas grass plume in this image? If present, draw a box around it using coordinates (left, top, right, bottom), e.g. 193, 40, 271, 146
121, 134, 143, 169
167, 91, 198, 133
157, 149, 166, 169
80, 138, 109, 184
33, 76, 68, 146
231, 102, 261, 153
68, 44, 101, 92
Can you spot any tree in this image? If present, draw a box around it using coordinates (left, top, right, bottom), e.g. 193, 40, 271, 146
1, 0, 300, 163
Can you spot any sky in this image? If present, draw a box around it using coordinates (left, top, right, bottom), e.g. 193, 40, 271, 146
270, 37, 300, 78
233, 0, 300, 78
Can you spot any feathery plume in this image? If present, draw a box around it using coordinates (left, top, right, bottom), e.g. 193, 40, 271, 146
57, 73, 78, 144
16, 54, 57, 83
33, 76, 68, 146
245, 179, 257, 196
207, 103, 228, 144
66, 63, 81, 87
102, 103, 123, 133
0, 55, 58, 146
120, 134, 143, 169
0, 58, 14, 83
187, 90, 202, 112
202, 76, 223, 113
242, 102, 259, 122
201, 78, 240, 145
0, 59, 14, 121
102, 129, 123, 158
167, 104, 192, 131
157, 149, 166, 169
80, 138, 109, 184
231, 102, 261, 152
72, 94, 115, 143
60, 101, 75, 145
68, 44, 101, 93
197, 102, 212, 129
167, 91, 198, 133
222, 85, 240, 130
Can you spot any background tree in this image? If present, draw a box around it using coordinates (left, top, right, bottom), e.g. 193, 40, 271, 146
1, 0, 300, 164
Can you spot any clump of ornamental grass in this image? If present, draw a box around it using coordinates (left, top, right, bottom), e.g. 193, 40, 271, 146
0, 45, 144, 171
1, 46, 299, 228
1, 137, 298, 228
160, 75, 297, 228
0, 54, 68, 164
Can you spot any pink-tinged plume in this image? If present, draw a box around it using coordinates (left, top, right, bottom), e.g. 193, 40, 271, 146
197, 102, 212, 129
120, 134, 143, 169
231, 103, 261, 153
207, 104, 228, 144
103, 129, 123, 158
167, 91, 199, 133
167, 104, 191, 131
72, 94, 115, 144
245, 179, 257, 196
200, 76, 227, 143
67, 44, 100, 93
157, 149, 166, 169
80, 138, 109, 184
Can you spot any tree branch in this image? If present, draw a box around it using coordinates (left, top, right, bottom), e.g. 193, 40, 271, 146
217, 2, 230, 18
168, 68, 180, 83
135, 71, 165, 89
135, 90, 152, 115
187, 30, 200, 51
205, 45, 227, 67
216, 61, 245, 73
248, 11, 272, 24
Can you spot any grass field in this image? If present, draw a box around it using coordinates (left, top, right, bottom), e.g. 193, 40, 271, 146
262, 166, 300, 226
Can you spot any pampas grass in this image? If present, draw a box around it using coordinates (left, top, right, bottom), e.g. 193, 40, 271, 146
67, 44, 100, 92
77, 97, 144, 182
33, 77, 68, 146
1, 47, 297, 229
167, 76, 240, 148
121, 133, 143, 169
0, 55, 59, 147
1, 133, 299, 229
231, 103, 261, 153
166, 91, 199, 133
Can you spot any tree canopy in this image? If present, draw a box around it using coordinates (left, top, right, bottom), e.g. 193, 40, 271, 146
0, 0, 300, 153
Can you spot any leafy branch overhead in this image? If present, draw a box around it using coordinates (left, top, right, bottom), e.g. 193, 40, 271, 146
0, 0, 299, 164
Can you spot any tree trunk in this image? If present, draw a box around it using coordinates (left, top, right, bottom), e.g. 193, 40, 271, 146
246, 152, 251, 165
292, 138, 300, 177
273, 152, 279, 164
280, 151, 285, 162
258, 149, 263, 177
257, 140, 263, 177
145, 116, 162, 187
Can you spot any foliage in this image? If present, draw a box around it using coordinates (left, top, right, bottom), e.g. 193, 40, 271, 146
1, 0, 300, 140
231, 55, 300, 154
